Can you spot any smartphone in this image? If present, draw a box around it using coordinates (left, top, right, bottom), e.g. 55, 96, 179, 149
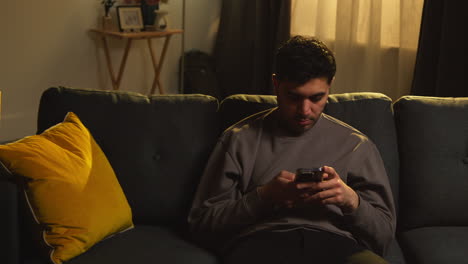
295, 167, 324, 183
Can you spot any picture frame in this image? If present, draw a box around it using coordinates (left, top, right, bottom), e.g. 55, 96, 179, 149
116, 5, 144, 32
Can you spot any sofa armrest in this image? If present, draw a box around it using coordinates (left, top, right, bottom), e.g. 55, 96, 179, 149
0, 161, 19, 264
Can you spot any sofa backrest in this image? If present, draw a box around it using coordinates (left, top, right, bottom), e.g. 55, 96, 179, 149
37, 87, 219, 229
394, 96, 468, 230
218, 93, 400, 209
36, 88, 400, 226
148, 95, 219, 227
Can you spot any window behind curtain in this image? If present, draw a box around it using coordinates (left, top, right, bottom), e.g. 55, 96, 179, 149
290, 0, 423, 100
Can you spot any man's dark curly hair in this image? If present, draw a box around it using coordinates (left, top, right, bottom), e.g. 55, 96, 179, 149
275, 36, 336, 85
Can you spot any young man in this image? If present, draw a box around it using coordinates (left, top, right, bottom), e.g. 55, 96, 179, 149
189, 36, 395, 264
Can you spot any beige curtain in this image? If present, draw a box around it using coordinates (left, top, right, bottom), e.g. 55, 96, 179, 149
291, 0, 423, 100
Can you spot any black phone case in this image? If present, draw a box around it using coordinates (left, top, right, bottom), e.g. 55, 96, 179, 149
296, 168, 323, 182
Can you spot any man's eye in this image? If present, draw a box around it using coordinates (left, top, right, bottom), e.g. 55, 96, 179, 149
310, 96, 323, 102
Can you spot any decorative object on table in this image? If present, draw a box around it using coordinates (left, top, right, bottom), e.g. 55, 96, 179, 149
140, 0, 169, 31
141, 0, 159, 30
101, 0, 117, 30
116, 5, 144, 32
153, 10, 168, 31
101, 15, 114, 31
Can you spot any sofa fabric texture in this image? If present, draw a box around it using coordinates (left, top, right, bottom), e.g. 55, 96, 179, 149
66, 225, 217, 264
398, 227, 468, 264
394, 96, 468, 229
1, 87, 466, 264
393, 96, 468, 264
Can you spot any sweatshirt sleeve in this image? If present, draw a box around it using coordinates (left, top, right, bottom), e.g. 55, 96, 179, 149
344, 140, 396, 256
188, 137, 274, 249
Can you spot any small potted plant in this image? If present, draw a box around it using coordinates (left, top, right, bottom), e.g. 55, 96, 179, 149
101, 0, 117, 30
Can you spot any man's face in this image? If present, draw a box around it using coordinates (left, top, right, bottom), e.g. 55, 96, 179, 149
273, 75, 330, 135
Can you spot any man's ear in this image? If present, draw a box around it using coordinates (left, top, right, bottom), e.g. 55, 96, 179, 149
272, 74, 279, 95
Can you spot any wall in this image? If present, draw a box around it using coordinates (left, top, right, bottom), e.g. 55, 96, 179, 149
0, 0, 221, 142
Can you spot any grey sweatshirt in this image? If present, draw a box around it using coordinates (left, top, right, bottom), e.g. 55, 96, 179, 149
189, 108, 396, 255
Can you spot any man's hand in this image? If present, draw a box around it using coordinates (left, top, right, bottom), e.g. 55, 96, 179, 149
296, 166, 360, 214
257, 170, 303, 208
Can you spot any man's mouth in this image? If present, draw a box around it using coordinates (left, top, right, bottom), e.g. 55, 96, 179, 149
296, 118, 313, 126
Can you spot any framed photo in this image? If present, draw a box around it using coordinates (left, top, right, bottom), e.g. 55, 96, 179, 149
116, 5, 144, 32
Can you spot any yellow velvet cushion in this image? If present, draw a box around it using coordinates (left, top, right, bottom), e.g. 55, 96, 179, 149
0, 112, 133, 264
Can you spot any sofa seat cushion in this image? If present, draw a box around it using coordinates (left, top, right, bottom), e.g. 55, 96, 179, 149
66, 225, 218, 264
384, 239, 406, 264
398, 227, 468, 264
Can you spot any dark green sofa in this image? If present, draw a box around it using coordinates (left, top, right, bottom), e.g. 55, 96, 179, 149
1, 87, 467, 264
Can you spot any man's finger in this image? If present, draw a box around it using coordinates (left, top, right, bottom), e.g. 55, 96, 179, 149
279, 170, 296, 181
295, 181, 320, 189
322, 166, 338, 178
304, 189, 336, 202
316, 177, 342, 190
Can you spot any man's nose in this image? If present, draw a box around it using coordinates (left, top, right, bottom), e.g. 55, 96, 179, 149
298, 99, 311, 116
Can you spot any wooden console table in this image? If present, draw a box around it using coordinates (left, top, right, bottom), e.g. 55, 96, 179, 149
91, 29, 183, 94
